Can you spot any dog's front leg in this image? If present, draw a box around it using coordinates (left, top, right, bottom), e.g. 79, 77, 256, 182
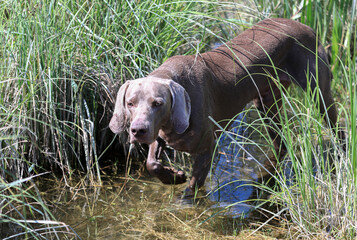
146, 138, 187, 184
188, 149, 213, 191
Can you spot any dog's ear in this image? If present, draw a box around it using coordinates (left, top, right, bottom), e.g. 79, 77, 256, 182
109, 81, 131, 134
168, 81, 191, 134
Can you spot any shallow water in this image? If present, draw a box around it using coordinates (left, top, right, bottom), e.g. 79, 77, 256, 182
206, 111, 274, 218
52, 110, 279, 239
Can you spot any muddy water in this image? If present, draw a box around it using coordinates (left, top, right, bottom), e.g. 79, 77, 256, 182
52, 110, 280, 239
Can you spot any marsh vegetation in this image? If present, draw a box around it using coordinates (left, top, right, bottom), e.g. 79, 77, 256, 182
0, 0, 356, 239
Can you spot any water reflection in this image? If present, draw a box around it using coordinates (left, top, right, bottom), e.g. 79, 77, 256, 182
205, 111, 274, 218
53, 111, 279, 238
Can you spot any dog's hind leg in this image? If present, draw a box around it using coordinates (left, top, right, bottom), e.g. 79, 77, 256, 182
314, 50, 338, 129
287, 42, 338, 129
254, 78, 291, 161
314, 54, 345, 145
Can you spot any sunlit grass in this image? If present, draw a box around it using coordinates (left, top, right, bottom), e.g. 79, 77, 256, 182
0, 174, 78, 239
0, 0, 253, 238
246, 0, 356, 238
0, 0, 356, 238
215, 0, 356, 237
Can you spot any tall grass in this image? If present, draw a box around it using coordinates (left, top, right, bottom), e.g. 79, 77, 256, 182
0, 0, 215, 182
0, 0, 241, 238
223, 0, 356, 238
0, 0, 356, 238
0, 0, 259, 238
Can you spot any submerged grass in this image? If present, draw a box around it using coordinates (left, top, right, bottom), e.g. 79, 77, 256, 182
0, 0, 356, 239
0, 174, 79, 239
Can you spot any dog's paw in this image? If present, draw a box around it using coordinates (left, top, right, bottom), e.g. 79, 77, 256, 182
160, 166, 187, 185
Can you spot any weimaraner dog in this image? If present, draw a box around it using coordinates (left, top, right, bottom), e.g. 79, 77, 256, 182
109, 18, 337, 191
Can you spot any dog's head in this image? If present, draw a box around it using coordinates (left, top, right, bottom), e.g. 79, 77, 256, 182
109, 77, 191, 144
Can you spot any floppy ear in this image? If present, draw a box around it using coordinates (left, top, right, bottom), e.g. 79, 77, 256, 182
109, 81, 131, 134
168, 81, 191, 134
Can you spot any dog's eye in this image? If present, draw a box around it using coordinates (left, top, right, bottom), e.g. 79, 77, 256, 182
152, 100, 163, 107
127, 102, 134, 107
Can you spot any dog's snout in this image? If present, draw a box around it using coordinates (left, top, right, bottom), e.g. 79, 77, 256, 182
131, 126, 147, 136
130, 123, 148, 138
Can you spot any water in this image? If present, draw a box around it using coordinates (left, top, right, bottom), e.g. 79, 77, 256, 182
50, 109, 279, 239
205, 111, 274, 218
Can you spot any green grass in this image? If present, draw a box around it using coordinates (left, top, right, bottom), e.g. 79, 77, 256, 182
242, 0, 356, 238
0, 174, 79, 239
0, 0, 356, 239
211, 0, 356, 238
0, 0, 245, 238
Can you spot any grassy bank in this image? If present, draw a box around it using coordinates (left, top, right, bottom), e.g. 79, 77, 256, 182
246, 0, 357, 238
0, 0, 356, 239
0, 0, 228, 238
211, 0, 356, 238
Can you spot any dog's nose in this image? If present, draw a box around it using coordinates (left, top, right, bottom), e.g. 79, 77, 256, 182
130, 123, 148, 137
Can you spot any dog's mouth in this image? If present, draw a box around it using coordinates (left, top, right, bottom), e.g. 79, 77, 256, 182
129, 119, 159, 145
129, 132, 156, 145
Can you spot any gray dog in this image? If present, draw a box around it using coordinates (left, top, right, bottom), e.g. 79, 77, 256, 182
109, 18, 337, 192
